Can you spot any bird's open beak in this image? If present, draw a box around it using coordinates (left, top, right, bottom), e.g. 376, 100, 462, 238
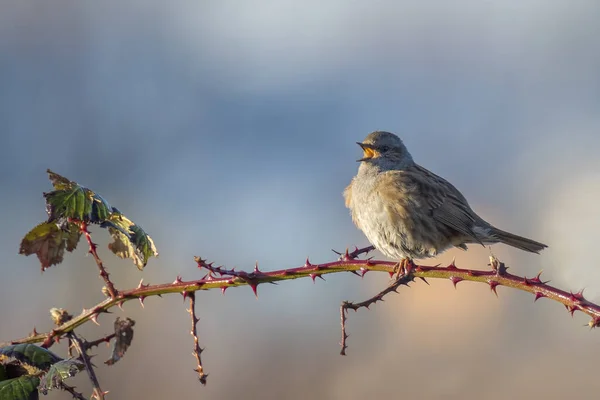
357, 142, 377, 162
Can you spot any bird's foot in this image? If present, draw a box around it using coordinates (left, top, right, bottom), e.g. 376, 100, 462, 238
489, 255, 507, 276
393, 258, 414, 279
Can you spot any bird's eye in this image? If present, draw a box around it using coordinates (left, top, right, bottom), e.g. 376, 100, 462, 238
380, 146, 390, 153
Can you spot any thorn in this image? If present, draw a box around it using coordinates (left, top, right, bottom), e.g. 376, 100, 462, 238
419, 277, 430, 285
221, 286, 228, 295
309, 273, 325, 283
250, 283, 258, 298
137, 278, 148, 289
304, 258, 312, 267
253, 261, 261, 274
360, 267, 368, 277
450, 276, 463, 288
566, 305, 578, 317
182, 291, 188, 301
570, 289, 586, 302
173, 275, 182, 284
343, 248, 350, 261
139, 296, 146, 308
530, 270, 544, 284
349, 270, 361, 277
90, 313, 100, 326
30, 327, 38, 337
448, 257, 457, 269
388, 271, 394, 278
534, 292, 545, 302
117, 301, 125, 311
489, 280, 499, 296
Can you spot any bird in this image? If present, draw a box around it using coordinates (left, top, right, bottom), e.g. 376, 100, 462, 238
344, 131, 547, 274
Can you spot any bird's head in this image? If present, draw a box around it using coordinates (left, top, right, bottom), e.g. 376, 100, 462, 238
356, 131, 414, 169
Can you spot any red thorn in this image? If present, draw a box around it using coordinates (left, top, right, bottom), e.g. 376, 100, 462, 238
489, 280, 499, 296
365, 258, 375, 266
529, 271, 544, 284
343, 248, 350, 261
419, 277, 430, 285
570, 289, 586, 302
304, 258, 312, 267
221, 286, 228, 295
534, 292, 545, 302
360, 267, 368, 277
139, 296, 146, 308
310, 273, 318, 283
250, 283, 258, 298
182, 291, 188, 301
566, 305, 578, 316
90, 313, 100, 326
450, 276, 463, 288
388, 271, 395, 278
447, 258, 457, 269
349, 270, 361, 277
253, 261, 261, 273
173, 275, 182, 284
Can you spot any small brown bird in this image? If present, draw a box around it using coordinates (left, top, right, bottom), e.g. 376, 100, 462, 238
344, 131, 547, 272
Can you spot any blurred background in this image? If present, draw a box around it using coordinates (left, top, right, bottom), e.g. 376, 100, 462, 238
2, 0, 600, 398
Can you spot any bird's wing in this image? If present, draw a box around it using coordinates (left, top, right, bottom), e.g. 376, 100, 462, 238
381, 166, 484, 245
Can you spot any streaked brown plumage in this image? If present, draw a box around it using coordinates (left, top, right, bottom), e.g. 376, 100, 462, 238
344, 131, 547, 262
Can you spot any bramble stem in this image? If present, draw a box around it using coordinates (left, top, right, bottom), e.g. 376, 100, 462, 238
78, 221, 118, 298
5, 256, 600, 348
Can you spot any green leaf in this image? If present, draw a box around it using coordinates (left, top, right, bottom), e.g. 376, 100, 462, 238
21, 170, 158, 270
0, 376, 40, 400
18, 222, 81, 271
105, 317, 136, 365
105, 214, 158, 270
43, 170, 112, 224
0, 345, 61, 371
39, 360, 83, 395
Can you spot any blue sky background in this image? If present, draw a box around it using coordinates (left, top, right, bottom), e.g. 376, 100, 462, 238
2, 1, 600, 398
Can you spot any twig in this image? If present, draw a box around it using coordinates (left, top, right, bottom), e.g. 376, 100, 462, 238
187, 292, 207, 384
61, 382, 86, 400
85, 333, 116, 350
78, 221, 118, 298
68, 332, 107, 400
340, 273, 414, 355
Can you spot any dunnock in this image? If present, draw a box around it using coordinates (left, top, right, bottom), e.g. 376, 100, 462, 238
344, 131, 546, 272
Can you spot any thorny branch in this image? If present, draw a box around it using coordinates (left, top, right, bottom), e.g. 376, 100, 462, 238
5, 246, 600, 392
8, 251, 600, 351
60, 383, 86, 400
340, 272, 414, 355
187, 292, 207, 385
68, 332, 107, 400
79, 221, 118, 299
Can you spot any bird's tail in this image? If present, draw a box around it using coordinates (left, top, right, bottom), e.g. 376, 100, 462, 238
489, 227, 548, 254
